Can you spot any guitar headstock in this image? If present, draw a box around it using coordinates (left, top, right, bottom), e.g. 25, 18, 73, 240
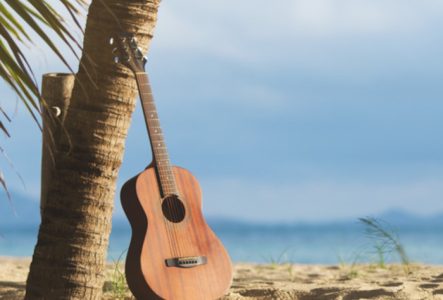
109, 33, 147, 73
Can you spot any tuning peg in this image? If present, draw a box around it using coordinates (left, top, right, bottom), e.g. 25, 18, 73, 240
114, 56, 120, 64
109, 37, 114, 45
112, 47, 118, 54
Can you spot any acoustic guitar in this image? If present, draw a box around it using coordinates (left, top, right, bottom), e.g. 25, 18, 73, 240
111, 33, 233, 299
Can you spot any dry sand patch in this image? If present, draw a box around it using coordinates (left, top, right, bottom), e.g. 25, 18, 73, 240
1, 257, 443, 299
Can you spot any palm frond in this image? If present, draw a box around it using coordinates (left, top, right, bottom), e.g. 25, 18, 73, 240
0, 0, 85, 195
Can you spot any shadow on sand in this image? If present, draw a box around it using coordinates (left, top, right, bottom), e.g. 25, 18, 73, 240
0, 280, 25, 299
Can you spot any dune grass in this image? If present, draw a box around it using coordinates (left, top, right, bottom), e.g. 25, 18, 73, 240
359, 217, 410, 272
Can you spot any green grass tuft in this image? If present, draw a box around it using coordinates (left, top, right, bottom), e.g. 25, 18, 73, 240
359, 217, 410, 272
108, 250, 131, 300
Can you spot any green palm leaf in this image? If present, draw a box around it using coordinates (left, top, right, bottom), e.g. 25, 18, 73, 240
0, 0, 85, 195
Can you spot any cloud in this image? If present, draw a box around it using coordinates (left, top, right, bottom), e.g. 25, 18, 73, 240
154, 0, 443, 62
289, 1, 424, 36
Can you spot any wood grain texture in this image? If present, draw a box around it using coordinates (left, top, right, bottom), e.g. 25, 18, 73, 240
121, 165, 233, 300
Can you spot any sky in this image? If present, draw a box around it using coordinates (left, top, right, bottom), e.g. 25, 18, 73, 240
1, 0, 443, 222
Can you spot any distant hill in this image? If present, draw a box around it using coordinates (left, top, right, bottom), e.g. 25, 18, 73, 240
376, 208, 443, 227
206, 209, 443, 230
2, 192, 443, 230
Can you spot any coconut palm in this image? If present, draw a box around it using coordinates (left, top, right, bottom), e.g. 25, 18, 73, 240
22, 0, 161, 299
3, 0, 161, 298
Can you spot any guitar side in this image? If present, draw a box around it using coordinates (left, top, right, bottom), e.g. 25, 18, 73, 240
121, 165, 233, 300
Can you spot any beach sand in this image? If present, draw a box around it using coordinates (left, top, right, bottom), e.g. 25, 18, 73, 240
1, 257, 443, 299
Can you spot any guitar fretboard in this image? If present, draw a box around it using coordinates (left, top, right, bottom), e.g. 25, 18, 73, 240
135, 72, 177, 196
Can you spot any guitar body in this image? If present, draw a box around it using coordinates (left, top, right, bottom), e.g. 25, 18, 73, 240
121, 165, 233, 300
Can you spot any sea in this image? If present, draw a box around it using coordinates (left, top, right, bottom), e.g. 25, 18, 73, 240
1, 212, 443, 265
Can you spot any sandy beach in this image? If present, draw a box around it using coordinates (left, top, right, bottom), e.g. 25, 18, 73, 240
1, 257, 443, 299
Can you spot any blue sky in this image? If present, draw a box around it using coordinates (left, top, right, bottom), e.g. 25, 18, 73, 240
1, 0, 443, 222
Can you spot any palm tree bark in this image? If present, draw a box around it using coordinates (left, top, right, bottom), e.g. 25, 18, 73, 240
25, 0, 160, 298
40, 73, 75, 216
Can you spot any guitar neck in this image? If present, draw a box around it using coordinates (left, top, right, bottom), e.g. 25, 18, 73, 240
135, 72, 177, 196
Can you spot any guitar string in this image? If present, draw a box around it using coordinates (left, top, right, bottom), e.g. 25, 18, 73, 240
142, 73, 195, 259
138, 74, 178, 258
137, 73, 181, 257
147, 85, 194, 259
146, 88, 182, 258
138, 73, 186, 257
148, 99, 186, 257
144, 80, 183, 258
156, 149, 192, 258
152, 148, 179, 256
154, 161, 186, 256
142, 74, 201, 266
153, 151, 181, 257
162, 162, 194, 259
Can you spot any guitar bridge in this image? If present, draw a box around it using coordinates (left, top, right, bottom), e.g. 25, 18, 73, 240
165, 256, 207, 268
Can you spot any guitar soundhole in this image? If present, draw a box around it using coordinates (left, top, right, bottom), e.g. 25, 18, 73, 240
162, 195, 186, 223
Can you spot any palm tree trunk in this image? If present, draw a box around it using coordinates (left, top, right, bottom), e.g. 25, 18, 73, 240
25, 0, 160, 298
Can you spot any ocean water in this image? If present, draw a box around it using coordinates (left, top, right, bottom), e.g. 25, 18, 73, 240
109, 222, 443, 264
2, 220, 443, 265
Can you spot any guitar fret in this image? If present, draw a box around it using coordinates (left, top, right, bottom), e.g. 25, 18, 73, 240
157, 166, 173, 171
157, 168, 174, 176
155, 159, 170, 163
158, 177, 174, 182
155, 156, 169, 160
157, 172, 174, 177
151, 141, 165, 146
